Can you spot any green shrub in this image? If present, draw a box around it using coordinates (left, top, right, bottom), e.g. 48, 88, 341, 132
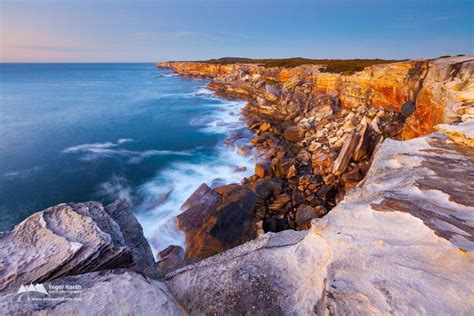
198, 57, 405, 74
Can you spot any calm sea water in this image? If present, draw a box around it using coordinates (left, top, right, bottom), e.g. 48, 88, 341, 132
0, 63, 253, 252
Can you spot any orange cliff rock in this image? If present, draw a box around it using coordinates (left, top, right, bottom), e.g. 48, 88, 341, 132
158, 56, 473, 139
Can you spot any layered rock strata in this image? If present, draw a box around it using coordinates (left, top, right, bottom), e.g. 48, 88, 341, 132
0, 201, 186, 315
159, 55, 473, 139
0, 200, 156, 293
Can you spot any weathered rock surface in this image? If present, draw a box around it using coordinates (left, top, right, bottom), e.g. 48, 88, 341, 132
176, 183, 257, 259
157, 245, 187, 275
165, 230, 330, 315
0, 269, 186, 315
165, 127, 474, 315
0, 200, 157, 293
436, 119, 474, 147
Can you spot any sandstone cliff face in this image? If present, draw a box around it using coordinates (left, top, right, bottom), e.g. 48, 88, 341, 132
159, 56, 473, 139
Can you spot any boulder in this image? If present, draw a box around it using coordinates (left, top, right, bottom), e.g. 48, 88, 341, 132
295, 204, 327, 229
353, 123, 372, 161
333, 131, 360, 175
176, 184, 222, 233
255, 162, 272, 178
312, 150, 336, 169
250, 178, 283, 202
265, 83, 280, 101
157, 245, 186, 275
182, 184, 258, 259
208, 187, 257, 251
259, 122, 271, 132
1, 269, 186, 315
284, 126, 303, 142
0, 201, 156, 293
401, 101, 416, 117
180, 183, 212, 211
104, 199, 156, 277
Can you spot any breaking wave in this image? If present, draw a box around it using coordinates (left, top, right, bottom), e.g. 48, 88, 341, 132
135, 91, 255, 254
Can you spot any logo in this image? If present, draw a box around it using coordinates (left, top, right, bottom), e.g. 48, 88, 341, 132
17, 283, 50, 296
16, 282, 83, 303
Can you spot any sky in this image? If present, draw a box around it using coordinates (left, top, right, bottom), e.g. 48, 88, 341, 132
0, 0, 473, 62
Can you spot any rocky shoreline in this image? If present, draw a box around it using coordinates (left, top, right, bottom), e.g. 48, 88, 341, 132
157, 55, 473, 262
1, 56, 473, 315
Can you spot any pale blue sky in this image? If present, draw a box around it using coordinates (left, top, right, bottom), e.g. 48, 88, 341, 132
1, 0, 473, 62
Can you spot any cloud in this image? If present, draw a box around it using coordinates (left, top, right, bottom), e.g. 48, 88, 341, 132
62, 138, 191, 164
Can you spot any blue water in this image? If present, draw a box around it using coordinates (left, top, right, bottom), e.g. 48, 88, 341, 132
0, 63, 253, 252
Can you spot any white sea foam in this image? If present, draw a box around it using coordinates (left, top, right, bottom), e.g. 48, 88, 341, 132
99, 175, 133, 204
135, 93, 255, 254
3, 166, 43, 179
62, 138, 191, 164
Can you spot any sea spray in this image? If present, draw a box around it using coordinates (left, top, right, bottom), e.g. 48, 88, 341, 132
136, 90, 255, 254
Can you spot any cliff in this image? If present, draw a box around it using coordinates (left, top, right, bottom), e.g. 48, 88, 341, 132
159, 55, 473, 139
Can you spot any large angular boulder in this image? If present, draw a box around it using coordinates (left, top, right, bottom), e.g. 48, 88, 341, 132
0, 200, 156, 293
176, 183, 257, 259
0, 269, 186, 315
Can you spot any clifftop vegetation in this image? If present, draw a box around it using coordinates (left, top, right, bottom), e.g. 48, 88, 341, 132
199, 57, 406, 74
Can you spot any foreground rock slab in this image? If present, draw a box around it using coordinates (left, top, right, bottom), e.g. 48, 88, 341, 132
0, 200, 156, 293
314, 130, 474, 314
165, 129, 474, 315
165, 230, 330, 315
0, 269, 186, 315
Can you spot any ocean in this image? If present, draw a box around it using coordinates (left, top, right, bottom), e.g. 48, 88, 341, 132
0, 63, 254, 253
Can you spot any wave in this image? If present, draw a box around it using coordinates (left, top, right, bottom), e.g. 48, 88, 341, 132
62, 138, 191, 164
135, 90, 255, 254
3, 166, 43, 179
